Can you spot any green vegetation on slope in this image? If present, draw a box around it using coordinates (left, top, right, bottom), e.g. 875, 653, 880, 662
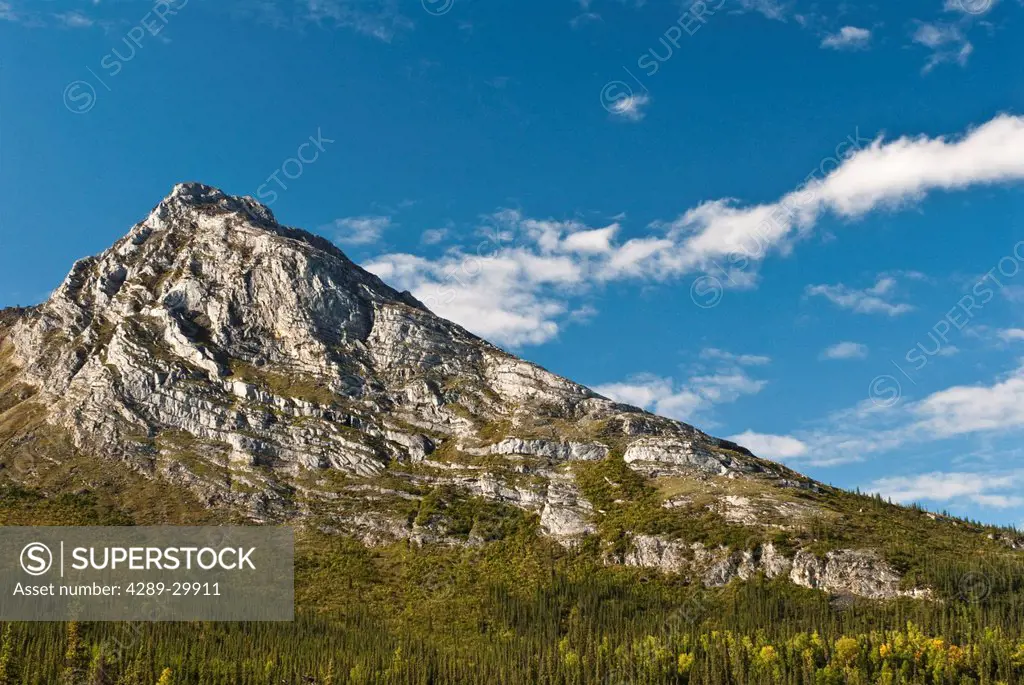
574, 452, 759, 554
4, 313, 1024, 682
0, 473, 1021, 683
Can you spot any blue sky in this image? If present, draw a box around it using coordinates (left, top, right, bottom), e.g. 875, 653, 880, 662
2, 0, 1024, 526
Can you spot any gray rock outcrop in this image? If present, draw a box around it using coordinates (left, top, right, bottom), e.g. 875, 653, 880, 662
0, 183, 938, 601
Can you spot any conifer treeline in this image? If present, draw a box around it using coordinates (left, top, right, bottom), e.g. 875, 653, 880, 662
1, 476, 1023, 682
1, 565, 1023, 685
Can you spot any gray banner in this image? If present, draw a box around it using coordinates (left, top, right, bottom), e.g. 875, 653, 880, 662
0, 526, 293, 621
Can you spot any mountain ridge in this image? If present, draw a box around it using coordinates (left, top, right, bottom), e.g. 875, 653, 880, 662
0, 182, 1019, 602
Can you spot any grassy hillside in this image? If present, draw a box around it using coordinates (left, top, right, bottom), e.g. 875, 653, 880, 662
3, 309, 1024, 682
0, 451, 1022, 683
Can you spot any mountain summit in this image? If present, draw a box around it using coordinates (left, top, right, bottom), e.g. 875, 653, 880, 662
0, 184, 1016, 599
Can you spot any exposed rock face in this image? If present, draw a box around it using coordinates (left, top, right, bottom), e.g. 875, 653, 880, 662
0, 183, 930, 600
2, 183, 768, 503
464, 438, 609, 462
989, 532, 1024, 551
715, 494, 822, 527
624, 437, 752, 477
622, 537, 928, 600
623, 535, 692, 573
539, 473, 598, 540
787, 550, 933, 600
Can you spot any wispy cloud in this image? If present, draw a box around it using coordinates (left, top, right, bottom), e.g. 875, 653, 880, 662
943, 0, 999, 16
913, 22, 964, 49
365, 211, 622, 346
0, 3, 103, 29
734, 362, 1024, 468
912, 21, 973, 73
594, 375, 706, 422
594, 348, 769, 423
997, 328, 1024, 343
700, 348, 772, 366
728, 431, 809, 459
367, 115, 1024, 346
236, 0, 414, 40
608, 93, 650, 122
54, 10, 94, 28
305, 0, 413, 41
821, 342, 869, 360
0, 1, 34, 25
806, 277, 914, 316
657, 115, 1024, 278
869, 470, 1024, 509
734, 0, 790, 21
820, 26, 872, 50
326, 215, 393, 246
420, 228, 450, 245
913, 364, 1024, 438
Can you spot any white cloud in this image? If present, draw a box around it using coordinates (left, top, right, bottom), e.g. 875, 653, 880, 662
54, 11, 94, 28
420, 228, 449, 245
912, 22, 973, 72
821, 26, 871, 50
609, 94, 650, 122
756, 406, 909, 467
365, 212, 627, 346
700, 348, 772, 366
765, 362, 1024, 467
5, 0, 413, 36
365, 225, 585, 347
595, 375, 704, 421
327, 215, 392, 246
0, 1, 23, 23
998, 328, 1024, 342
568, 304, 598, 323
366, 116, 1024, 346
734, 0, 789, 21
594, 349, 769, 422
869, 471, 1024, 509
561, 225, 620, 254
943, 0, 999, 16
304, 0, 413, 42
688, 372, 767, 403
821, 341, 869, 360
912, 364, 1024, 437
806, 277, 914, 316
728, 431, 810, 459
656, 115, 1024, 275
809, 116, 1024, 214
913, 22, 964, 49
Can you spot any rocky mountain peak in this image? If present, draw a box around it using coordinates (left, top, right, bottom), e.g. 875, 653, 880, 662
33, 182, 434, 385
144, 182, 356, 275
161, 182, 277, 224
0, 183, 952, 600
3, 181, 760, 485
